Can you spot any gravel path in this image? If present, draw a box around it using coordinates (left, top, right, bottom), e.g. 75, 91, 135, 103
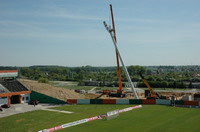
0, 103, 70, 118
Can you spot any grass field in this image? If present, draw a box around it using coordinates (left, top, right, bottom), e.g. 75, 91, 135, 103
0, 105, 200, 132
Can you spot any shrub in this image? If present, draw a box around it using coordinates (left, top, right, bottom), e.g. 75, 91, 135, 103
38, 77, 49, 83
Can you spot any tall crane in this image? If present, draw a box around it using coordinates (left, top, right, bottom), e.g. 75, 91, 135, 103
109, 4, 123, 95
104, 4, 139, 99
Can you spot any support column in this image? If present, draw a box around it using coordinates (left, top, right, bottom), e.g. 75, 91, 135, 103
19, 95, 23, 104
8, 96, 11, 105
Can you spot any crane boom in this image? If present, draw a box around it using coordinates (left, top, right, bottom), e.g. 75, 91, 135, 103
103, 21, 139, 99
139, 73, 167, 99
109, 4, 123, 93
139, 73, 157, 96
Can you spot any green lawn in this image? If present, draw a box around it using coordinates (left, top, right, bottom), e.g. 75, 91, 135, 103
0, 105, 200, 132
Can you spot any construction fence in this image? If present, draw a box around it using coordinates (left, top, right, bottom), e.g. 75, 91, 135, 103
67, 99, 200, 107
29, 90, 200, 107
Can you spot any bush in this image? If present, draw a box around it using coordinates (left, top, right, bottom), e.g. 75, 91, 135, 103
38, 77, 49, 83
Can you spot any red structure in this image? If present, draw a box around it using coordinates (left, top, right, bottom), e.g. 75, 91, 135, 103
0, 70, 31, 105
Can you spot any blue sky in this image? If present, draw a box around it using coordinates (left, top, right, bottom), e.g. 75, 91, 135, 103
0, 0, 200, 66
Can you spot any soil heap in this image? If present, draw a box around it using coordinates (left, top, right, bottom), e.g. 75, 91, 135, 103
19, 79, 85, 101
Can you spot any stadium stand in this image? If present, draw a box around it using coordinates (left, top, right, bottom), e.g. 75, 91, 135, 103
0, 84, 10, 93
0, 70, 31, 105
0, 80, 29, 92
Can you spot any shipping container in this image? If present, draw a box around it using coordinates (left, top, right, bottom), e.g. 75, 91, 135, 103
129, 99, 143, 104
184, 101, 199, 106
156, 99, 171, 105
67, 99, 77, 104
142, 99, 156, 104
77, 99, 90, 104
103, 99, 116, 104
116, 99, 129, 104
175, 100, 184, 105
90, 99, 103, 104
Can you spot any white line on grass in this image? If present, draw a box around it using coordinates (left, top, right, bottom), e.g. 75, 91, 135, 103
42, 108, 74, 114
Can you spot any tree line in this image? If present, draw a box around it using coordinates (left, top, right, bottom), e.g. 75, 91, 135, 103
0, 65, 200, 88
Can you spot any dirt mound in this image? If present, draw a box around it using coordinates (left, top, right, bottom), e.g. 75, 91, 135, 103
19, 79, 85, 101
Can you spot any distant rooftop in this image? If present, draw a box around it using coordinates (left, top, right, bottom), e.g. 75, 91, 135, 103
0, 70, 18, 78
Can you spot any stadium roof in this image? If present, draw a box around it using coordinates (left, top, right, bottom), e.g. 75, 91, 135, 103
0, 70, 18, 78
0, 80, 29, 93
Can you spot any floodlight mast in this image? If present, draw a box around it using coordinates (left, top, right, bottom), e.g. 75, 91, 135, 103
103, 21, 139, 99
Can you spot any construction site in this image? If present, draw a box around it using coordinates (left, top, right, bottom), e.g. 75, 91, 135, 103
1, 2, 200, 132
1, 4, 200, 107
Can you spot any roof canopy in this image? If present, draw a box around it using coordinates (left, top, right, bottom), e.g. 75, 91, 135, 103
0, 70, 18, 78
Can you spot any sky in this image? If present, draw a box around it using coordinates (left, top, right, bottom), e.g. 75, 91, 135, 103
0, 0, 200, 67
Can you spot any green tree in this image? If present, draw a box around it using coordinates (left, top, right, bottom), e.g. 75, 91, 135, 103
128, 65, 147, 76
38, 77, 49, 83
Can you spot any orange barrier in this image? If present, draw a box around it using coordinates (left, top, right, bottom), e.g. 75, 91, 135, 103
184, 101, 199, 106
142, 99, 156, 104
103, 99, 116, 104
67, 99, 77, 104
